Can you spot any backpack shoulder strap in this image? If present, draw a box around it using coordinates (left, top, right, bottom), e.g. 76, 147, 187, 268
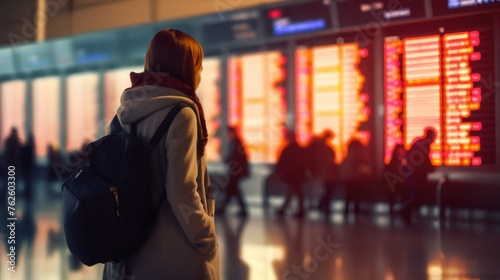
109, 115, 122, 134
131, 123, 137, 136
145, 103, 191, 226
109, 115, 137, 136
147, 103, 190, 152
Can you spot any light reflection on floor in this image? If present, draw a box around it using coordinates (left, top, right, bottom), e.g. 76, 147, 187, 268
1, 179, 500, 280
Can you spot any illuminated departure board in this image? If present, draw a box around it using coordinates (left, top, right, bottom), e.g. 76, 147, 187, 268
104, 66, 143, 125
66, 72, 99, 152
33, 77, 60, 157
295, 43, 371, 163
0, 80, 26, 149
228, 51, 287, 163
197, 58, 222, 162
384, 21, 496, 166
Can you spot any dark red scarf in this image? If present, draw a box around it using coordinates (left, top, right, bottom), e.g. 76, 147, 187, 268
129, 71, 208, 155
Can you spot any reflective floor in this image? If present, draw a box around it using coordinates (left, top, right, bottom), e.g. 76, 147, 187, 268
1, 178, 500, 280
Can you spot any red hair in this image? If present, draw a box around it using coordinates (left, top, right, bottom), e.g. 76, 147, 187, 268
144, 28, 208, 153
144, 28, 203, 89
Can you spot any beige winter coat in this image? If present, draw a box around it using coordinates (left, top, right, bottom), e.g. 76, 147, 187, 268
102, 85, 220, 280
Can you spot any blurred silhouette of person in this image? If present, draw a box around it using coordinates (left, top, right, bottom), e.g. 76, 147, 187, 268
1, 128, 23, 204
340, 140, 372, 214
217, 126, 250, 217
308, 130, 338, 217
384, 144, 408, 215
3, 127, 23, 167
219, 217, 249, 280
275, 130, 309, 218
397, 127, 436, 223
21, 132, 36, 201
263, 169, 288, 211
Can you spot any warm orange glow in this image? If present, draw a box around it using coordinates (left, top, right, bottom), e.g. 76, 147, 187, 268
295, 43, 370, 164
228, 52, 287, 163
442, 32, 480, 166
384, 40, 404, 163
228, 58, 241, 127
241, 244, 284, 280
197, 58, 222, 162
33, 77, 60, 157
427, 264, 443, 280
66, 72, 99, 152
402, 35, 442, 165
295, 47, 313, 146
385, 30, 486, 166
0, 80, 26, 150
104, 66, 142, 125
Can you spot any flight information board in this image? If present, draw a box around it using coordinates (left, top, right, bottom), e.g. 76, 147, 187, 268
197, 58, 223, 162
66, 73, 99, 152
228, 51, 287, 163
104, 66, 143, 125
295, 42, 372, 164
0, 81, 26, 149
32, 77, 60, 157
384, 18, 496, 166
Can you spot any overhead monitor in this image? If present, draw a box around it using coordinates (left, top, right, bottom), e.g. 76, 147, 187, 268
432, 0, 500, 16
14, 42, 54, 72
51, 38, 74, 69
72, 31, 119, 65
264, 0, 333, 37
201, 9, 263, 46
336, 0, 426, 28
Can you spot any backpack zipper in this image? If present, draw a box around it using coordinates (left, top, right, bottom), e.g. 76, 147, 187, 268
75, 169, 83, 179
109, 186, 124, 227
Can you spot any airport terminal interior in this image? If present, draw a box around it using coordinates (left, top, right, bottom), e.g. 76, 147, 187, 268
1, 0, 500, 279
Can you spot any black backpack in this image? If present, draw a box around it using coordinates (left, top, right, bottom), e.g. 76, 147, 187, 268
62, 103, 188, 266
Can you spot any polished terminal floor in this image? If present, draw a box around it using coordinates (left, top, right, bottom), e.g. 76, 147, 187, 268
1, 179, 500, 280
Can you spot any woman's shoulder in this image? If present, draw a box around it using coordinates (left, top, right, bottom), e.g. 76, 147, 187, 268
172, 105, 197, 125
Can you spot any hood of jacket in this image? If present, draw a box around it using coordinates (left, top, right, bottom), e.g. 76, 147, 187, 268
116, 85, 198, 126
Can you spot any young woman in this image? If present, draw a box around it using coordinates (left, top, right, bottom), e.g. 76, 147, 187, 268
102, 28, 219, 280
